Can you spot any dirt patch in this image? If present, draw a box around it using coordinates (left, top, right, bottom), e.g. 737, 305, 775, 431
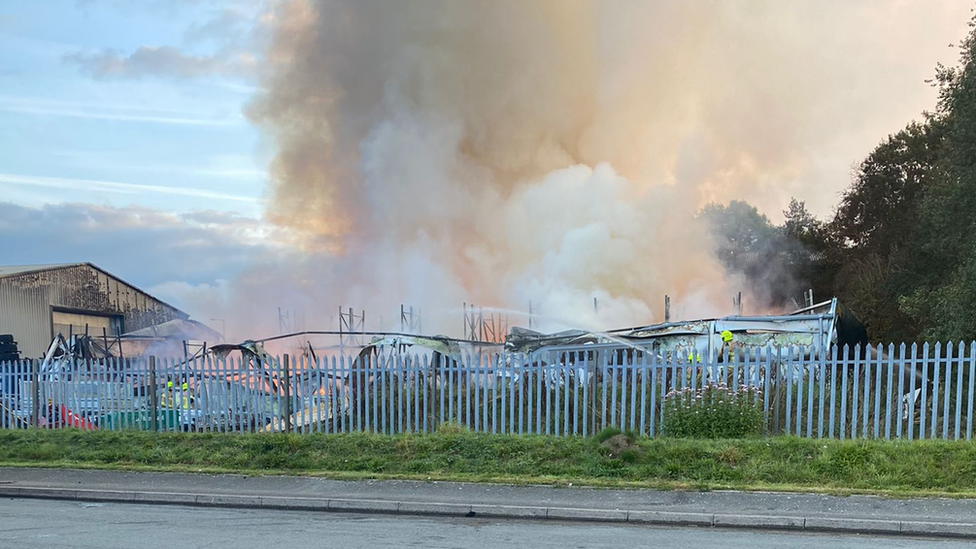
601, 434, 642, 459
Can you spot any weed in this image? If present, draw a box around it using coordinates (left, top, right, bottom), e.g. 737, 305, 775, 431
1, 430, 975, 497
718, 444, 744, 467
436, 422, 469, 435
594, 427, 622, 443
663, 383, 764, 438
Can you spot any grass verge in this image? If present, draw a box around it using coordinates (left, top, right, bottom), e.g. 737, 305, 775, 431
2, 429, 976, 498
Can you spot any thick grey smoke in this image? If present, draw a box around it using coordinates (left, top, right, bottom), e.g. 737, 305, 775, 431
233, 0, 968, 337
243, 0, 736, 333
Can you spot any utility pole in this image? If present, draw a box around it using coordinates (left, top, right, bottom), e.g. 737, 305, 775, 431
277, 307, 288, 334
339, 307, 365, 347
462, 303, 507, 343
401, 304, 422, 334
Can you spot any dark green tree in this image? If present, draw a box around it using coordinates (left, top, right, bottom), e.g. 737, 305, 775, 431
832, 120, 946, 257
700, 200, 803, 309
899, 20, 976, 340
698, 11, 976, 342
782, 198, 834, 297
824, 119, 947, 341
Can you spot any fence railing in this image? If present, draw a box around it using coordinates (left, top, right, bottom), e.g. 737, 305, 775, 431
1, 342, 974, 439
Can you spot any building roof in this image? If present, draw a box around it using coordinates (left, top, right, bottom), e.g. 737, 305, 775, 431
123, 319, 220, 341
0, 263, 86, 279
0, 262, 188, 318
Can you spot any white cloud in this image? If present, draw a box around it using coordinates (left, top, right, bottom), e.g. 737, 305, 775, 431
65, 1, 269, 82
0, 173, 259, 204
66, 46, 239, 80
0, 95, 241, 126
0, 200, 286, 299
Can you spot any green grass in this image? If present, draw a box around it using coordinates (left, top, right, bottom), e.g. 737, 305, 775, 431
2, 429, 976, 498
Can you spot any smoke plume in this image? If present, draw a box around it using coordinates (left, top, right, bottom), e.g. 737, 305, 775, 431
233, 0, 966, 336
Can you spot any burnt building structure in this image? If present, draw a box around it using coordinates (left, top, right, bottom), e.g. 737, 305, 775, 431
0, 263, 187, 358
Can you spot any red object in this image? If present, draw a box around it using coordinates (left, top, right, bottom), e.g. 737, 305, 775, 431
60, 405, 97, 430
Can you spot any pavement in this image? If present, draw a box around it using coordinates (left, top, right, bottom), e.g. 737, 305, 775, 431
4, 497, 971, 549
1, 468, 975, 539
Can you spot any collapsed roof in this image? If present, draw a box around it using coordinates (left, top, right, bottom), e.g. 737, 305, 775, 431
122, 319, 221, 341
504, 298, 867, 358
360, 335, 498, 359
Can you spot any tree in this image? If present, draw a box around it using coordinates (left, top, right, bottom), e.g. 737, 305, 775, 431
700, 201, 779, 270
820, 119, 946, 342
783, 198, 822, 245
898, 18, 976, 340
699, 12, 976, 341
831, 120, 946, 258
699, 200, 803, 309
781, 198, 838, 305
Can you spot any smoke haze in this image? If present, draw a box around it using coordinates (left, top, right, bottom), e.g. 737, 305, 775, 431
226, 0, 970, 337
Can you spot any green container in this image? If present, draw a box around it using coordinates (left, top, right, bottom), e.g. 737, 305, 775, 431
99, 410, 182, 431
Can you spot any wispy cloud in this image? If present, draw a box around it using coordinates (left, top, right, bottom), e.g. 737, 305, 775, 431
0, 173, 259, 203
46, 150, 267, 182
0, 104, 239, 126
0, 200, 281, 291
65, 46, 234, 80
64, 1, 267, 82
198, 168, 266, 180
0, 95, 241, 126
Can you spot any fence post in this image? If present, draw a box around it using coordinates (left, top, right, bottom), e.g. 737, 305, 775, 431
772, 347, 782, 434
30, 358, 39, 428
590, 350, 599, 436
149, 357, 158, 433
283, 354, 292, 434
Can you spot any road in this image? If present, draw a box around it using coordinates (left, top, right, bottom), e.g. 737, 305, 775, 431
0, 498, 969, 549
8, 467, 976, 524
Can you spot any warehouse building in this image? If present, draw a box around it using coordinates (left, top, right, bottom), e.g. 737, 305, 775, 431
0, 263, 188, 358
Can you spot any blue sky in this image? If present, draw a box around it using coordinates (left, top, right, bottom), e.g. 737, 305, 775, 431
1, 0, 973, 326
0, 0, 275, 311
0, 0, 265, 217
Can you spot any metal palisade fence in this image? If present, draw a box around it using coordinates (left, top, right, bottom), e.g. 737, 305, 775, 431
1, 342, 975, 439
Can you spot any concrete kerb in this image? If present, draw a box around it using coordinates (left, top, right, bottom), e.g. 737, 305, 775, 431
472, 504, 548, 519
627, 510, 714, 527
398, 501, 473, 516
713, 514, 803, 529
901, 521, 976, 538
2, 485, 975, 539
803, 517, 901, 535
547, 507, 628, 522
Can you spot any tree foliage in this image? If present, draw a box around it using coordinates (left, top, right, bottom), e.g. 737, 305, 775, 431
896, 21, 976, 340
701, 14, 976, 342
699, 200, 800, 309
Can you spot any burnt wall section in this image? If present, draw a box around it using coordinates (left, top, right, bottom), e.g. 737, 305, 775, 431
0, 263, 187, 358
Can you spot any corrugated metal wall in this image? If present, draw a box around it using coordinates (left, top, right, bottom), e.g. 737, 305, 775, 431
0, 264, 187, 358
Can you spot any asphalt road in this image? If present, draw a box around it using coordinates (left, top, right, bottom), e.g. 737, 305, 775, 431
0, 498, 970, 549
7, 468, 976, 524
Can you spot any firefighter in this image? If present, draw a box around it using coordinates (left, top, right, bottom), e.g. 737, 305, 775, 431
161, 380, 176, 409
175, 380, 193, 410
719, 330, 735, 362
684, 349, 704, 387
161, 379, 193, 409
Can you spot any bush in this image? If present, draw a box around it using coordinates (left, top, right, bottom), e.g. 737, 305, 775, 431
663, 382, 764, 438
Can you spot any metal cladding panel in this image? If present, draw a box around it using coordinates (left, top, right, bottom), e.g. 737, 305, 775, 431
0, 264, 187, 358
0, 277, 51, 360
